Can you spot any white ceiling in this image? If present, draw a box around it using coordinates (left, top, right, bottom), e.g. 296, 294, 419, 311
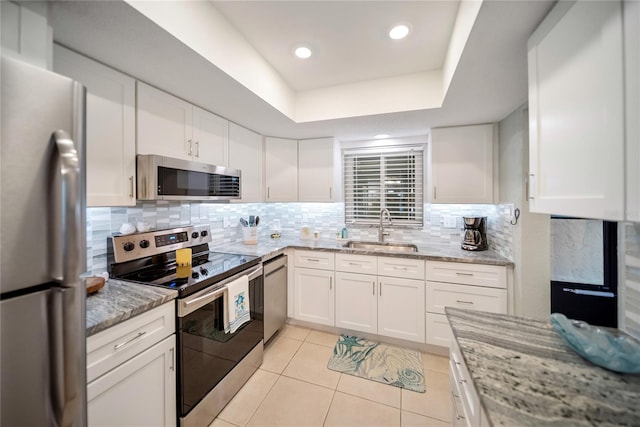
49, 0, 555, 141
211, 1, 460, 91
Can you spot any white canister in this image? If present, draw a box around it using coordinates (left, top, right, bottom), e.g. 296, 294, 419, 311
242, 227, 258, 245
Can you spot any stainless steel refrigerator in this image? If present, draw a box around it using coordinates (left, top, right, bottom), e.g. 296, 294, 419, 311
1, 56, 87, 426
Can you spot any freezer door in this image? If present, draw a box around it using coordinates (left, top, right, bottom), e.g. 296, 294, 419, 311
0, 55, 87, 294
1, 289, 54, 426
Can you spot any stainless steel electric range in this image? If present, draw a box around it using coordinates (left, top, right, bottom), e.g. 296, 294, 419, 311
107, 225, 264, 427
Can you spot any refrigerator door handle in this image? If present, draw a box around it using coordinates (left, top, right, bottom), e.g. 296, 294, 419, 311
49, 127, 88, 426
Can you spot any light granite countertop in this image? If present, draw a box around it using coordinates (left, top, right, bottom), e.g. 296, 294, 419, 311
86, 279, 177, 337
215, 236, 514, 266
445, 307, 640, 426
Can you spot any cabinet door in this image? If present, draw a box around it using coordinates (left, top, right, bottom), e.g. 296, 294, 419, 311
298, 138, 334, 202
378, 277, 425, 343
193, 106, 229, 166
294, 267, 334, 326
625, 0, 640, 222
528, 1, 624, 220
229, 123, 263, 202
137, 81, 192, 161
53, 45, 136, 207
87, 335, 176, 427
1, 1, 50, 69
335, 272, 377, 334
265, 137, 298, 202
430, 124, 494, 204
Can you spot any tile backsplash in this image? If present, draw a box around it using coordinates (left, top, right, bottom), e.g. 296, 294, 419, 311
87, 201, 515, 275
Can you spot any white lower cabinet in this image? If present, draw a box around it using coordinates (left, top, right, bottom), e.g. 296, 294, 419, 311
426, 261, 508, 349
334, 254, 425, 343
335, 272, 377, 334
86, 302, 176, 426
450, 338, 489, 427
378, 276, 425, 343
88, 335, 176, 427
294, 267, 335, 326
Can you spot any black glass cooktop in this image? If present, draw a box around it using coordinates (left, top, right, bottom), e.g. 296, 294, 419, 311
117, 251, 260, 297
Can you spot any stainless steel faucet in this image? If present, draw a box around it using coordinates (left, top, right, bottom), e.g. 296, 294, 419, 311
379, 208, 392, 242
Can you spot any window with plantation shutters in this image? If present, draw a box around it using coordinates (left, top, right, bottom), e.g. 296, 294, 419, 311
343, 146, 424, 226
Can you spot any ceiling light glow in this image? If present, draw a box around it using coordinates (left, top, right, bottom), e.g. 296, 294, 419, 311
294, 46, 312, 59
389, 24, 410, 40
375, 134, 390, 139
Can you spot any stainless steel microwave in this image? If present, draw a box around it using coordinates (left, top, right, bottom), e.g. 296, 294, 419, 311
137, 154, 241, 201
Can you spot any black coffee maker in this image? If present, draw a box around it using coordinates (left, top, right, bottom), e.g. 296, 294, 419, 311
462, 216, 488, 251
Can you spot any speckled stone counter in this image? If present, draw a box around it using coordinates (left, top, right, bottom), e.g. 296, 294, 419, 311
86, 279, 177, 337
216, 237, 513, 266
446, 307, 640, 426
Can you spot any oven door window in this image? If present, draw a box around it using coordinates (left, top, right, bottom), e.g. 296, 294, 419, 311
178, 281, 263, 416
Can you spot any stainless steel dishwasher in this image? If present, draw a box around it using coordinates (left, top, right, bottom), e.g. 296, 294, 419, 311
263, 253, 287, 343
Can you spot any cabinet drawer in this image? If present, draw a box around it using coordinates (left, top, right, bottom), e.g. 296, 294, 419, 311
426, 261, 506, 289
335, 253, 377, 274
450, 339, 480, 426
295, 250, 335, 270
378, 257, 425, 280
426, 281, 507, 315
87, 302, 175, 383
426, 313, 454, 348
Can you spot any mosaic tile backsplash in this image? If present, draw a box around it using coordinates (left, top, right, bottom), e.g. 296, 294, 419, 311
86, 201, 515, 275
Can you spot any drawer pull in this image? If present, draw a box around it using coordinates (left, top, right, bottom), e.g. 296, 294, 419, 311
372, 281, 375, 295
393, 266, 408, 271
348, 262, 361, 266
456, 300, 475, 305
307, 258, 320, 262
114, 331, 146, 350
170, 347, 175, 372
456, 272, 474, 276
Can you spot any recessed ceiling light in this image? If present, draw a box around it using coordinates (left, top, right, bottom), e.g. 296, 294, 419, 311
375, 134, 390, 139
389, 24, 410, 40
294, 45, 312, 59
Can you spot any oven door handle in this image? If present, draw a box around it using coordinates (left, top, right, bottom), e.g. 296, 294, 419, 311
185, 287, 226, 307
178, 265, 263, 318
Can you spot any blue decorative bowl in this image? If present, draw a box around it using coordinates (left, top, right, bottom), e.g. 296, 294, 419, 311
550, 313, 640, 374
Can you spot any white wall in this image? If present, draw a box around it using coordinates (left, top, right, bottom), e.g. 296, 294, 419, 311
499, 103, 550, 319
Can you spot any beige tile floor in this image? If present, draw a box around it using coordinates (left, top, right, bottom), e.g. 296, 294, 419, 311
210, 324, 453, 427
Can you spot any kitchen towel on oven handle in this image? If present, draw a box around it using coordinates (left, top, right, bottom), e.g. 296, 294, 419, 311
225, 275, 250, 334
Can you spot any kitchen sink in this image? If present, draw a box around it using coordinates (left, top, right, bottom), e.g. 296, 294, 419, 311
342, 241, 419, 253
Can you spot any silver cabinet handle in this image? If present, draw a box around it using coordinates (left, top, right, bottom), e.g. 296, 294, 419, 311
456, 300, 474, 305
372, 281, 375, 295
129, 175, 134, 198
379, 282, 382, 296
348, 262, 361, 266
329, 187, 332, 199
114, 331, 146, 350
394, 266, 408, 271
267, 186, 270, 199
188, 139, 193, 156
528, 173, 536, 200
329, 276, 332, 290
456, 272, 474, 276
169, 347, 175, 372
433, 186, 437, 199
307, 258, 320, 262
195, 140, 200, 157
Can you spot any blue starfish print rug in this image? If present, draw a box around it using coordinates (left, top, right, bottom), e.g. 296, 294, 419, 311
327, 335, 426, 393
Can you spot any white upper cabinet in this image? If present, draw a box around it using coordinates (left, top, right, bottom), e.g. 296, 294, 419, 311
53, 45, 136, 207
229, 123, 263, 203
1, 1, 51, 69
430, 124, 495, 204
265, 137, 298, 202
527, 0, 625, 220
298, 138, 335, 202
137, 82, 229, 166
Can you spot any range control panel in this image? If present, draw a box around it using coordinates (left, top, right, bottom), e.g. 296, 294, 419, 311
109, 225, 212, 263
